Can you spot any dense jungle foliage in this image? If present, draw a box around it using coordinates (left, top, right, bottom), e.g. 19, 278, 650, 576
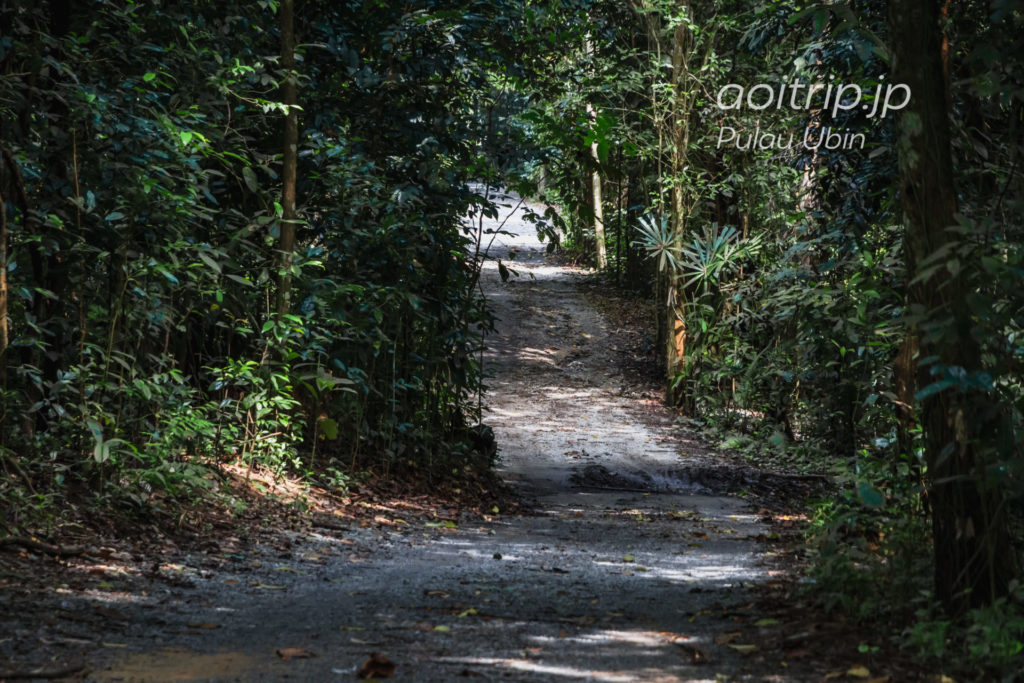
0, 0, 537, 503
1, 0, 1021, 675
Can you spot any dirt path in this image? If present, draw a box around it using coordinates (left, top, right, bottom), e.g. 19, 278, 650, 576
1, 193, 813, 682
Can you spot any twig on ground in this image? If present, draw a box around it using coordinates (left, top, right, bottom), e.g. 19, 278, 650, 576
0, 663, 86, 680
0, 536, 85, 557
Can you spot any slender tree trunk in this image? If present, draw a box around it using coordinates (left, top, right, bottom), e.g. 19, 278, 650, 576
276, 0, 299, 316
890, 0, 1016, 612
587, 102, 607, 269
585, 29, 607, 269
664, 15, 692, 408
0, 187, 8, 383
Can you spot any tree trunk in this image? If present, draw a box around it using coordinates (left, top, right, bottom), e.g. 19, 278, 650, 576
0, 186, 7, 383
890, 0, 1016, 612
664, 15, 692, 409
585, 27, 607, 270
586, 102, 607, 269
276, 0, 299, 316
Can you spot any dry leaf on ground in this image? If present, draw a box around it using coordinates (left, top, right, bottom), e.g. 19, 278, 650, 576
357, 652, 396, 679
276, 647, 315, 661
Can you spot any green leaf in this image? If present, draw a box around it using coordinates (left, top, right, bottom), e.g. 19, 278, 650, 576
198, 251, 222, 274
242, 166, 259, 193
155, 267, 179, 285
105, 211, 125, 222
319, 417, 339, 440
857, 482, 884, 507
143, 72, 157, 82
914, 379, 954, 402
226, 274, 255, 288
87, 420, 103, 443
179, 131, 193, 145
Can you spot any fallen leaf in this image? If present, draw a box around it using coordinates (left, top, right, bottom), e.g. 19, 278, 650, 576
339, 626, 366, 631
867, 677, 891, 683
424, 589, 450, 598
847, 666, 871, 679
434, 625, 451, 633
276, 566, 306, 574
623, 555, 635, 563
186, 622, 220, 630
276, 647, 315, 661
457, 608, 478, 617
252, 583, 286, 590
676, 642, 710, 664
714, 631, 742, 645
728, 644, 759, 654
754, 618, 779, 626
357, 652, 396, 679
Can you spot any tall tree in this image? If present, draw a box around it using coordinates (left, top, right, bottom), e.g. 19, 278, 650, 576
587, 100, 608, 269
0, 184, 7, 376
585, 31, 608, 269
890, 0, 1017, 612
276, 0, 299, 316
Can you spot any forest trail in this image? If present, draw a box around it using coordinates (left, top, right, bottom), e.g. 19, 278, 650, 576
3, 194, 808, 683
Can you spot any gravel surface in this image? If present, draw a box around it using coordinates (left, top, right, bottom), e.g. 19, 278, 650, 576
4, 191, 813, 682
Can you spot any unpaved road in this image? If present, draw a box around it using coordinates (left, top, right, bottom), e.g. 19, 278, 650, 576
3, 192, 807, 682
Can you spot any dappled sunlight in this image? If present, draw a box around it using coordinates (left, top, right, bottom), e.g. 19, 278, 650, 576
59, 586, 157, 606
416, 518, 764, 591
528, 628, 708, 649
437, 655, 717, 682
591, 558, 758, 585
